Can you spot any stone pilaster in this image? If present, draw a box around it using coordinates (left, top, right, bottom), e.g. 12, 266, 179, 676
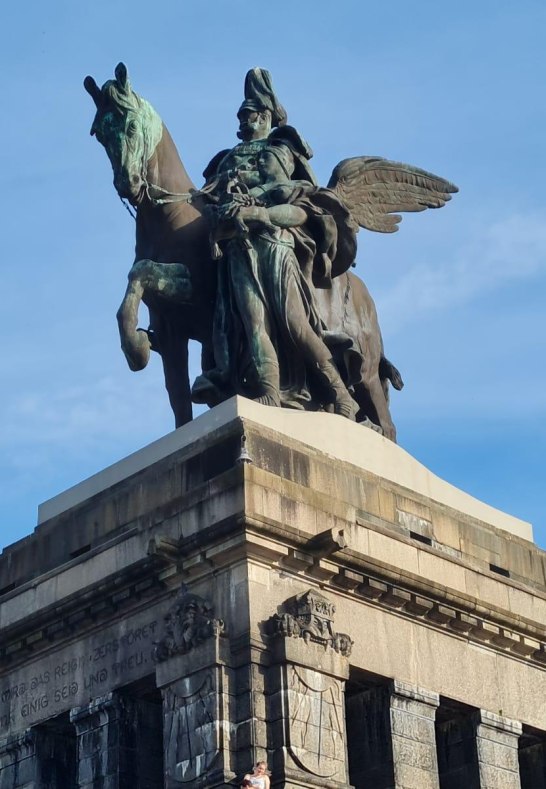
155, 638, 235, 788
390, 681, 440, 789
230, 652, 269, 778
0, 730, 38, 789
153, 583, 234, 788
346, 680, 440, 789
0, 725, 76, 789
70, 692, 162, 789
474, 710, 522, 789
266, 590, 353, 788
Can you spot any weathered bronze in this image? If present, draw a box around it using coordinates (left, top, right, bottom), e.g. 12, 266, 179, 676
84, 64, 215, 428
85, 64, 457, 440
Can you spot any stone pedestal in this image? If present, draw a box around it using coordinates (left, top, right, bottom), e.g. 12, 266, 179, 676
1, 398, 544, 788
346, 680, 439, 789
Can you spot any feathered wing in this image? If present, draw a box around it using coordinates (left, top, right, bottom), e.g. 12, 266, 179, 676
327, 156, 458, 233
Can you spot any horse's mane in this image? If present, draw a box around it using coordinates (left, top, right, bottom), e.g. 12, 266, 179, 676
100, 80, 145, 115
92, 80, 163, 160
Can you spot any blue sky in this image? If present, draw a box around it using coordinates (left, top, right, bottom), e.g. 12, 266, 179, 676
2, 1, 545, 549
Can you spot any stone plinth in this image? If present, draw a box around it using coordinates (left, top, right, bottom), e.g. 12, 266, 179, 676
0, 397, 544, 788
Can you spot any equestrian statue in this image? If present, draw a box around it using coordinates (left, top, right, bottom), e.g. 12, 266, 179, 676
84, 63, 457, 441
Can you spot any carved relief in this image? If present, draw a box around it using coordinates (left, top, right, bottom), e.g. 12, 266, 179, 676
153, 585, 224, 662
269, 589, 353, 656
163, 669, 220, 785
285, 665, 345, 779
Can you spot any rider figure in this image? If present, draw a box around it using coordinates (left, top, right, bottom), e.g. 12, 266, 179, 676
192, 68, 357, 418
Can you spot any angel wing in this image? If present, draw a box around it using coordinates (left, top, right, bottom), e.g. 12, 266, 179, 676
327, 156, 458, 233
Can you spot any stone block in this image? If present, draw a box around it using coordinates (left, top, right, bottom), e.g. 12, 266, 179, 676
475, 710, 522, 789
368, 531, 420, 575
477, 763, 521, 789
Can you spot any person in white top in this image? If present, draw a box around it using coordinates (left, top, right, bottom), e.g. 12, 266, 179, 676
242, 760, 271, 789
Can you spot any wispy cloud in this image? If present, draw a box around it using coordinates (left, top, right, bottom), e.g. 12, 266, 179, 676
2, 374, 172, 465
380, 213, 546, 332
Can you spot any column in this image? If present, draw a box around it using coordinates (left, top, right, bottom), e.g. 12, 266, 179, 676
231, 655, 269, 780
474, 711, 522, 789
346, 680, 440, 789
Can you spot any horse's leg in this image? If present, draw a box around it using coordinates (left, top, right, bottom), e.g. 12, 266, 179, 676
117, 259, 192, 373
160, 330, 193, 428
361, 368, 397, 442
116, 275, 151, 372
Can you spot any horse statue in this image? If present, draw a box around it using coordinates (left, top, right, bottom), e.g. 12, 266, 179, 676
84, 64, 456, 441
84, 63, 215, 428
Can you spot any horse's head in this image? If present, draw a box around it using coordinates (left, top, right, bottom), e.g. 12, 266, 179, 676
84, 63, 163, 204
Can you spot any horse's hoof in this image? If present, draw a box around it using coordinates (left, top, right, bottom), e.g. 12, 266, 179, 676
122, 331, 151, 371
359, 417, 384, 435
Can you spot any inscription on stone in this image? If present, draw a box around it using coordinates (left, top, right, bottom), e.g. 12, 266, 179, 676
0, 602, 168, 733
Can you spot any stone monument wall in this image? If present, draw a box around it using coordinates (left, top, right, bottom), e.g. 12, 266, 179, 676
1, 398, 545, 787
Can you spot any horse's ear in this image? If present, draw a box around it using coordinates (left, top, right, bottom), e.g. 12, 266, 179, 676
115, 62, 130, 92
84, 75, 102, 108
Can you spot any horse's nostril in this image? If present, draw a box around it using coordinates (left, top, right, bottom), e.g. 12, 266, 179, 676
131, 175, 140, 185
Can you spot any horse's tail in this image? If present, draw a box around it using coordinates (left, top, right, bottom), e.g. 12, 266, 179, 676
379, 356, 404, 391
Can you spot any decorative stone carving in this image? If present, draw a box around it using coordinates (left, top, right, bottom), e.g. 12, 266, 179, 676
286, 664, 346, 779
269, 589, 353, 657
153, 585, 224, 662
162, 669, 221, 786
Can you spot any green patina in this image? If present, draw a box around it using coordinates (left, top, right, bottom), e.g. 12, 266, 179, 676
90, 72, 163, 188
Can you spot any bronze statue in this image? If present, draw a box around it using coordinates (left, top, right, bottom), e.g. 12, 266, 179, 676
84, 64, 457, 440
84, 63, 215, 428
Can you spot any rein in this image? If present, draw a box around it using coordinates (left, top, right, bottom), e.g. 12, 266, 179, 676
117, 115, 218, 218
145, 180, 196, 206
117, 181, 197, 223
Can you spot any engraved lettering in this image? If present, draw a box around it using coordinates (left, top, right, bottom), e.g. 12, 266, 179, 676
21, 696, 49, 718
53, 682, 79, 703
111, 650, 146, 676
84, 668, 108, 690
1, 683, 26, 703
30, 672, 51, 690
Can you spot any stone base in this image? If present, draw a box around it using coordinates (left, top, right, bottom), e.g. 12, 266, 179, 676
0, 397, 543, 788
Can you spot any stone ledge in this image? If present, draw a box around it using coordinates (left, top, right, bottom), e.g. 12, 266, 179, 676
35, 397, 532, 540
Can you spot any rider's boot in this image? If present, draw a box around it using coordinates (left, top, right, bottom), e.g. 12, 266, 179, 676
252, 358, 281, 408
